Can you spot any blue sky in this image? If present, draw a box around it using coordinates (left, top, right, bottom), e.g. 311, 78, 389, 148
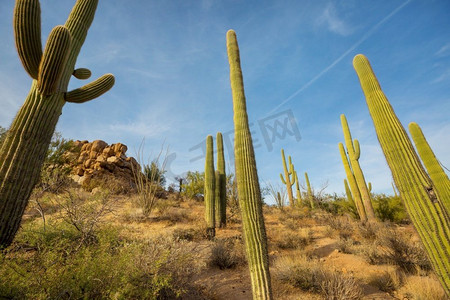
0, 0, 449, 201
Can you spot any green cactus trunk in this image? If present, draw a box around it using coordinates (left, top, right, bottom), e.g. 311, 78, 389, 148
204, 135, 216, 240
280, 149, 296, 208
227, 29, 272, 300
304, 172, 314, 209
353, 54, 450, 295
339, 142, 367, 221
0, 0, 114, 248
409, 122, 450, 213
392, 182, 398, 197
216, 132, 227, 228
340, 114, 376, 221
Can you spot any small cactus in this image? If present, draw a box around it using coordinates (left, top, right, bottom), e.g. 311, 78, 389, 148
340, 114, 376, 221
280, 149, 296, 208
204, 135, 215, 240
339, 142, 367, 221
216, 132, 227, 228
227, 29, 272, 300
353, 54, 450, 295
0, 0, 114, 248
304, 172, 314, 209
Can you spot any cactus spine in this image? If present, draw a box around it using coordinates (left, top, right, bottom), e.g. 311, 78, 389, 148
204, 135, 216, 240
216, 132, 227, 228
304, 172, 314, 209
280, 149, 296, 208
339, 143, 367, 221
409, 122, 450, 213
353, 54, 450, 295
0, 0, 114, 248
227, 29, 272, 300
340, 114, 376, 221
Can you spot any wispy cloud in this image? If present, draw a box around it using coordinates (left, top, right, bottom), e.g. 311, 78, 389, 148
432, 69, 450, 83
318, 3, 354, 36
435, 43, 450, 57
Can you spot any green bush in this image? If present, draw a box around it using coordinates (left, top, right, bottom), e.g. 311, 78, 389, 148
372, 194, 407, 223
181, 171, 204, 199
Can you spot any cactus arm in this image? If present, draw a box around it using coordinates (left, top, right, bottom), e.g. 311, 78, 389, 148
344, 179, 354, 204
73, 68, 92, 79
294, 170, 302, 204
204, 135, 215, 239
227, 29, 272, 300
279, 173, 286, 184
65, 74, 115, 103
353, 54, 450, 295
409, 122, 450, 213
339, 142, 367, 221
340, 114, 376, 220
216, 132, 227, 228
37, 26, 72, 96
13, 0, 42, 79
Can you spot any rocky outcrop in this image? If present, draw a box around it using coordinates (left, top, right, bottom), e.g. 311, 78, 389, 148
69, 140, 139, 193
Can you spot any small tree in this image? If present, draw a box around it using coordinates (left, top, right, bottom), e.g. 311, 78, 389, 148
181, 171, 204, 199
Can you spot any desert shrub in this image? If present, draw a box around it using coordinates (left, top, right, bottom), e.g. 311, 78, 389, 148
357, 220, 386, 241
273, 255, 323, 292
368, 268, 405, 293
181, 171, 204, 199
320, 271, 363, 300
273, 255, 363, 299
372, 194, 407, 223
172, 228, 196, 241
336, 238, 356, 254
209, 238, 246, 270
331, 197, 359, 220
1, 226, 205, 299
324, 215, 355, 240
274, 228, 313, 250
401, 275, 447, 300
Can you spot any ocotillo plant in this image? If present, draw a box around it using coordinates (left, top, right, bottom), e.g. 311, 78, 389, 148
339, 142, 366, 221
204, 135, 215, 239
294, 170, 302, 205
353, 54, 450, 295
409, 122, 450, 213
0, 0, 114, 248
227, 29, 272, 300
216, 132, 227, 228
304, 172, 314, 209
340, 114, 376, 221
280, 149, 296, 208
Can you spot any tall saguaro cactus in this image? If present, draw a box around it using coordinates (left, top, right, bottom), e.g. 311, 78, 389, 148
353, 54, 450, 295
204, 135, 216, 240
216, 132, 227, 228
409, 122, 450, 213
0, 0, 114, 248
280, 149, 296, 208
227, 29, 272, 300
340, 114, 376, 221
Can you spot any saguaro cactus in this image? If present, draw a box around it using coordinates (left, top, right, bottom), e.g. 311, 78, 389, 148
340, 114, 376, 221
409, 122, 450, 213
204, 135, 216, 239
227, 29, 272, 300
344, 179, 354, 204
216, 132, 227, 228
304, 172, 314, 209
280, 149, 296, 208
353, 54, 450, 295
339, 142, 367, 221
0, 0, 114, 248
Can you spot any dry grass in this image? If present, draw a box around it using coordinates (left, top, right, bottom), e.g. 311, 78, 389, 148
401, 275, 447, 300
272, 228, 313, 250
209, 238, 246, 270
368, 267, 405, 293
